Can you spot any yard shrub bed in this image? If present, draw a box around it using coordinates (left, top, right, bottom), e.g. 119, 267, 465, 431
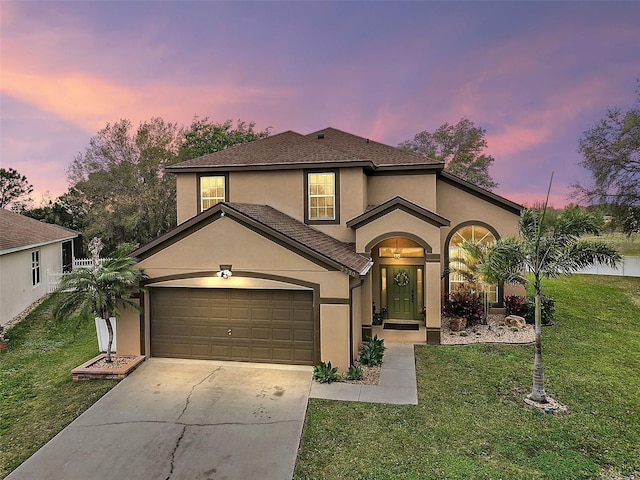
295, 275, 640, 479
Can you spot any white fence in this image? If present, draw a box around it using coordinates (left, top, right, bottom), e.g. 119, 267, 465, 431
46, 257, 110, 292
576, 255, 640, 277
46, 271, 65, 293
73, 258, 108, 269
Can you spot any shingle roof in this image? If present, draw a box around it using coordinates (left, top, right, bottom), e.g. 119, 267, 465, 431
0, 209, 77, 254
133, 202, 372, 276
167, 127, 441, 172
225, 203, 372, 275
304, 128, 433, 166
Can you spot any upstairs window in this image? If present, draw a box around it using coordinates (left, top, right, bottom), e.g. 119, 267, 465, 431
31, 250, 40, 286
200, 175, 226, 211
306, 171, 338, 223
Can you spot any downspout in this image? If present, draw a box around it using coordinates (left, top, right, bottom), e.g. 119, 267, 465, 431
348, 276, 366, 367
348, 260, 373, 366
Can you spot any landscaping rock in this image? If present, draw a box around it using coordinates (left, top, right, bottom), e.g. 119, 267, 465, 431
441, 314, 535, 345
505, 315, 526, 328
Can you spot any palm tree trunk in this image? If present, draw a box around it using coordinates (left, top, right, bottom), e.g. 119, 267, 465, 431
529, 292, 547, 403
103, 313, 114, 363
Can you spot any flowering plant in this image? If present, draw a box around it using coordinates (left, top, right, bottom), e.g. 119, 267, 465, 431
442, 291, 483, 325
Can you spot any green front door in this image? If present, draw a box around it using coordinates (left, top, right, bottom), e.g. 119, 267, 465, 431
386, 266, 418, 320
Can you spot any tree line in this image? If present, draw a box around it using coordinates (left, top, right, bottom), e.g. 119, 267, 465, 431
3, 118, 270, 254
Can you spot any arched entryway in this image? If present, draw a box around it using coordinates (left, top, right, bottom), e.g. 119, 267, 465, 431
371, 236, 429, 323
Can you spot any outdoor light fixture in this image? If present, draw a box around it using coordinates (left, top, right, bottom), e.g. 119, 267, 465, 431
393, 237, 401, 260
216, 264, 233, 279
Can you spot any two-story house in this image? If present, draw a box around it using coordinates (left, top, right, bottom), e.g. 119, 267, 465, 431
121, 128, 522, 371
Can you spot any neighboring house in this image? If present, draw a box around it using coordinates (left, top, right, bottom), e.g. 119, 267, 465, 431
120, 128, 522, 371
0, 209, 78, 326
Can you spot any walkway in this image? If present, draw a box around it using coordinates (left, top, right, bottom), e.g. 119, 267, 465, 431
309, 342, 418, 405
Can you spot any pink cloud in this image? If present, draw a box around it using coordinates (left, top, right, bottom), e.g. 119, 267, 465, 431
500, 190, 575, 209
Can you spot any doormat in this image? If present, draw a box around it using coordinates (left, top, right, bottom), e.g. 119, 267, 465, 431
383, 323, 420, 331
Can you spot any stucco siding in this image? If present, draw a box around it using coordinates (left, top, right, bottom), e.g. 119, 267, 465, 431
354, 209, 441, 254
230, 170, 303, 221
367, 173, 437, 210
436, 179, 520, 252
320, 303, 350, 371
115, 299, 141, 355
176, 173, 198, 224
137, 216, 352, 298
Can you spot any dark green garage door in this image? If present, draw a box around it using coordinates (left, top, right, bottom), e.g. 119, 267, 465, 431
150, 288, 317, 365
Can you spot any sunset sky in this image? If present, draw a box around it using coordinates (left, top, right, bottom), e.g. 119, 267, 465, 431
1, 1, 639, 208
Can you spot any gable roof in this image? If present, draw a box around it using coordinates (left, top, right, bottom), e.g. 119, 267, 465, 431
133, 202, 373, 277
439, 172, 523, 215
346, 196, 451, 229
166, 127, 443, 173
0, 209, 77, 254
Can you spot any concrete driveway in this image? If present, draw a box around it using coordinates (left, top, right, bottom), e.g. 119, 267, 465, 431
7, 358, 313, 480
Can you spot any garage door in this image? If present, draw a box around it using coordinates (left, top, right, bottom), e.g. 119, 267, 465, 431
150, 288, 317, 365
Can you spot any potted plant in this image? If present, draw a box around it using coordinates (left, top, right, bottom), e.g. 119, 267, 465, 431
52, 239, 147, 363
442, 290, 483, 332
372, 303, 386, 325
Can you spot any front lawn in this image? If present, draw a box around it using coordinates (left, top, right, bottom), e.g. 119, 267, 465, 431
0, 297, 118, 479
295, 275, 640, 479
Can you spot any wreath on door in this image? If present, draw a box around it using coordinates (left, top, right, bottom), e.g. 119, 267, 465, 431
393, 271, 410, 287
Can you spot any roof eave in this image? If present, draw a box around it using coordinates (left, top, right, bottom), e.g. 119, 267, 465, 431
346, 196, 451, 229
165, 160, 376, 173
0, 234, 78, 256
439, 172, 523, 215
133, 203, 369, 277
372, 162, 444, 172
222, 203, 364, 275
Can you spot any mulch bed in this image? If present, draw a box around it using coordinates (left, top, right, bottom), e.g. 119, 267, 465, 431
72, 354, 145, 381
340, 361, 381, 385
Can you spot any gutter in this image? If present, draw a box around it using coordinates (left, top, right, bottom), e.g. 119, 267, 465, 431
0, 235, 78, 256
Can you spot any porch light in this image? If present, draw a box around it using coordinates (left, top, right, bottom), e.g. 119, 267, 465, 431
393, 237, 401, 260
216, 264, 233, 279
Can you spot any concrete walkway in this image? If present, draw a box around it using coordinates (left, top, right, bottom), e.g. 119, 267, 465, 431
310, 342, 418, 405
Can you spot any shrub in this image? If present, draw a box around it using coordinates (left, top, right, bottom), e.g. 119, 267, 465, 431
360, 335, 386, 366
313, 361, 340, 383
346, 364, 363, 380
519, 295, 556, 325
504, 295, 525, 316
442, 290, 483, 326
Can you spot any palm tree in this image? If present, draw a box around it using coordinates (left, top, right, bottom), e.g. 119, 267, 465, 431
53, 240, 147, 362
483, 205, 620, 404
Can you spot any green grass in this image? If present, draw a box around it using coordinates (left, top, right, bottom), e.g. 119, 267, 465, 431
583, 233, 640, 256
0, 297, 118, 479
295, 275, 640, 479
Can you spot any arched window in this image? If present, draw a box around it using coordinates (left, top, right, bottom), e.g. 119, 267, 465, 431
448, 224, 498, 303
